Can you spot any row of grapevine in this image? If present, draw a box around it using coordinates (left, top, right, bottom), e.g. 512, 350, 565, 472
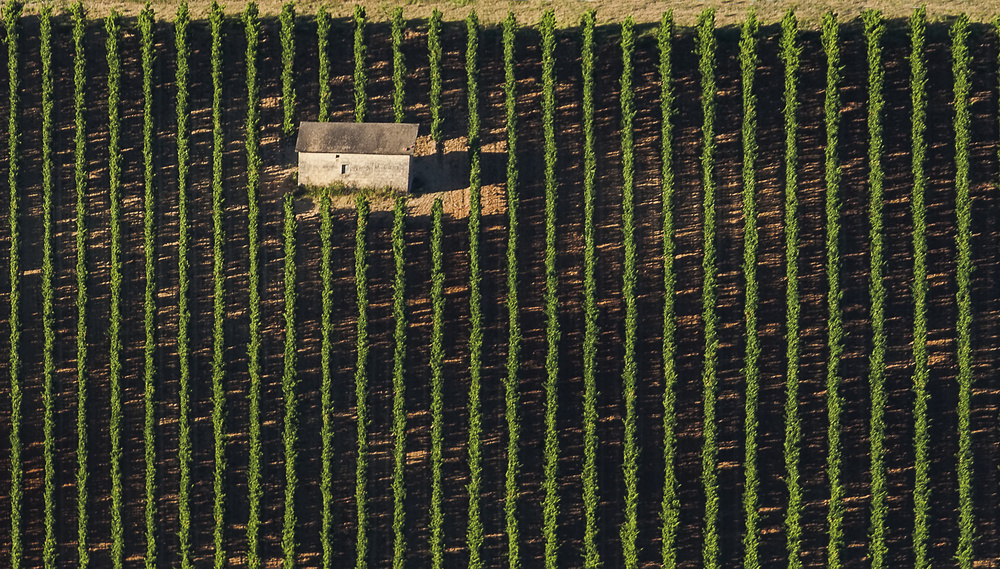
72, 2, 90, 565
501, 12, 521, 569
429, 198, 445, 569
658, 10, 679, 569
539, 10, 560, 569
780, 10, 803, 569
821, 12, 845, 569
139, 5, 157, 568
952, 15, 974, 569
105, 12, 125, 564
4, 2, 22, 566
281, 192, 299, 569
392, 7, 405, 122
354, 5, 366, 122
39, 5, 56, 568
280, 1, 295, 135
37, 0, 54, 560
319, 188, 334, 568
391, 197, 408, 569
580, 10, 599, 569
429, 9, 443, 143
739, 10, 761, 569
354, 196, 371, 569
244, 3, 264, 566
695, 10, 719, 569
174, 4, 193, 567
317, 6, 330, 122
862, 10, 888, 569
209, 2, 227, 566
465, 11, 484, 569
619, 15, 639, 569
909, 7, 929, 569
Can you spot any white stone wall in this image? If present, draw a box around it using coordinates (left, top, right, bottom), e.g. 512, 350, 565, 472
298, 152, 412, 192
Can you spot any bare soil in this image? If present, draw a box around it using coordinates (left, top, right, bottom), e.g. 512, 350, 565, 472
1, 12, 999, 569
17, 1, 1000, 29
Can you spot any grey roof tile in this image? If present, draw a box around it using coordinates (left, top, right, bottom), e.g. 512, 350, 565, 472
296, 121, 419, 155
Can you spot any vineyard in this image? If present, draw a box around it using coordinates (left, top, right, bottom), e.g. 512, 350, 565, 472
2, 2, 1000, 569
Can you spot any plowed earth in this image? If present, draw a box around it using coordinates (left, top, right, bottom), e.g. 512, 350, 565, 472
0, 13, 997, 569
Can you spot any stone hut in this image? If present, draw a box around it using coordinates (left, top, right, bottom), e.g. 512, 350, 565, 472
296, 121, 420, 193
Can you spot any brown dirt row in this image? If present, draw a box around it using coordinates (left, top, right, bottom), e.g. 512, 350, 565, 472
0, 14, 998, 569
16, 1, 1000, 31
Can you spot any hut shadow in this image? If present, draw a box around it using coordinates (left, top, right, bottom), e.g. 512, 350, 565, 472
411, 150, 506, 194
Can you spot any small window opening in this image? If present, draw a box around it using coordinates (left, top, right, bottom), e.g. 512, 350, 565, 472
342, 164, 350, 175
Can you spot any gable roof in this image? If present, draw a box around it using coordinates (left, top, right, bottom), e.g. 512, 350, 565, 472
296, 122, 419, 155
